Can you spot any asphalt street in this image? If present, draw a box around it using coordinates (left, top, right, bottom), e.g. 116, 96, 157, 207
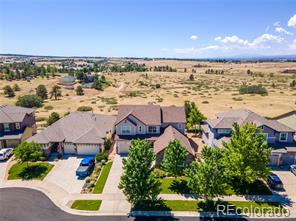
0, 188, 295, 221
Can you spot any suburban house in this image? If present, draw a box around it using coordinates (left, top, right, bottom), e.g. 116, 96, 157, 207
115, 105, 195, 164
0, 105, 36, 149
27, 112, 116, 156
273, 110, 296, 131
201, 109, 296, 166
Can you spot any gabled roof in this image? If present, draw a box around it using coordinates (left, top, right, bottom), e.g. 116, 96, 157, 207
161, 106, 186, 124
208, 109, 295, 132
115, 105, 162, 126
0, 105, 34, 123
153, 126, 195, 156
28, 112, 116, 144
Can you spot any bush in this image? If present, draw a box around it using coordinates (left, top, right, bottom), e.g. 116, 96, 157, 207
96, 152, 108, 163
44, 105, 54, 110
77, 106, 93, 112
239, 84, 268, 95
46, 112, 60, 125
104, 138, 113, 151
16, 95, 43, 108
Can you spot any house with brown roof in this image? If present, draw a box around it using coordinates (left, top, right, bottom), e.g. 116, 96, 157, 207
28, 112, 116, 156
201, 109, 296, 166
273, 110, 296, 131
0, 105, 36, 149
115, 104, 195, 164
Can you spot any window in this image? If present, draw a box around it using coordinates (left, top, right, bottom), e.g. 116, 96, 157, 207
279, 133, 288, 142
15, 122, 21, 130
3, 123, 10, 132
177, 124, 182, 129
148, 126, 157, 133
139, 126, 142, 132
122, 125, 131, 134
217, 128, 231, 134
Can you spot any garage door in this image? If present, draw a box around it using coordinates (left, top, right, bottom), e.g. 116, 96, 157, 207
64, 143, 76, 154
117, 141, 131, 154
77, 144, 101, 155
270, 154, 280, 166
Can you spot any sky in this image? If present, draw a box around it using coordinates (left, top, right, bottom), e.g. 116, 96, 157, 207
0, 0, 296, 58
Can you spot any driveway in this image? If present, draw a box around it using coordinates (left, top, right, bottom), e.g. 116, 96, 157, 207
273, 169, 296, 200
0, 160, 9, 183
44, 155, 86, 194
100, 154, 130, 213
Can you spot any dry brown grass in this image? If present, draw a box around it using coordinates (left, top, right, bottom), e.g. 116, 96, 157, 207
0, 61, 295, 122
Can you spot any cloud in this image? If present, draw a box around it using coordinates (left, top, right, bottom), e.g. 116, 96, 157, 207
200, 45, 220, 50
249, 33, 284, 48
288, 14, 296, 27
160, 48, 169, 51
275, 27, 293, 35
173, 47, 196, 54
273, 21, 280, 27
214, 35, 249, 45
190, 35, 198, 41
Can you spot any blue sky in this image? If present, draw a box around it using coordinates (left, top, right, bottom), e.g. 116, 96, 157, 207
0, 0, 296, 58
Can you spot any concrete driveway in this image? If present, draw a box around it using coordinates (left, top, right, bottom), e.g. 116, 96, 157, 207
273, 169, 296, 199
0, 160, 9, 183
44, 155, 86, 194
100, 154, 131, 213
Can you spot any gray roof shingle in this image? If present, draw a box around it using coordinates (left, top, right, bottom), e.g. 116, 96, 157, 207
0, 105, 34, 123
28, 112, 116, 144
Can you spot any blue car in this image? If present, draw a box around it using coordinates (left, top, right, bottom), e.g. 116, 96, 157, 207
76, 157, 95, 177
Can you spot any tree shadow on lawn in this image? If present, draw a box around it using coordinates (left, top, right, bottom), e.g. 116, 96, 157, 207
168, 178, 192, 194
132, 200, 172, 212
19, 164, 49, 180
227, 179, 272, 195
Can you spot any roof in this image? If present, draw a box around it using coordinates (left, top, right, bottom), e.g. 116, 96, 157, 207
273, 111, 296, 130
208, 109, 295, 132
0, 105, 34, 123
115, 105, 162, 126
153, 126, 195, 156
161, 106, 186, 124
59, 76, 76, 83
27, 112, 116, 144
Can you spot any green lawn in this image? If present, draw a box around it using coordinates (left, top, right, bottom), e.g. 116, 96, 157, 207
8, 162, 53, 180
160, 177, 191, 194
71, 200, 102, 211
93, 162, 113, 193
133, 200, 285, 214
160, 177, 272, 195
225, 179, 272, 195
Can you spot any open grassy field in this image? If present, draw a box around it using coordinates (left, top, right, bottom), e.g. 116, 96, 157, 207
1, 60, 295, 123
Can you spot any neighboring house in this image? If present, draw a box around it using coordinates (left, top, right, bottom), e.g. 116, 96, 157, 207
273, 110, 296, 131
115, 105, 195, 164
201, 109, 296, 166
0, 105, 36, 149
27, 112, 116, 156
58, 75, 76, 86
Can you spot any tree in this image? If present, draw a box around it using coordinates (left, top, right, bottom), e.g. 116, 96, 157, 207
119, 139, 160, 207
14, 142, 43, 165
3, 85, 15, 97
189, 74, 194, 81
46, 112, 60, 126
161, 139, 189, 177
223, 123, 271, 184
186, 107, 206, 135
36, 85, 48, 100
16, 95, 43, 108
50, 85, 62, 100
13, 84, 21, 91
186, 146, 227, 202
76, 85, 84, 95
93, 80, 103, 90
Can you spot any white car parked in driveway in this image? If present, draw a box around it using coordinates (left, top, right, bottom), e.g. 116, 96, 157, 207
0, 148, 13, 161
290, 165, 296, 176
